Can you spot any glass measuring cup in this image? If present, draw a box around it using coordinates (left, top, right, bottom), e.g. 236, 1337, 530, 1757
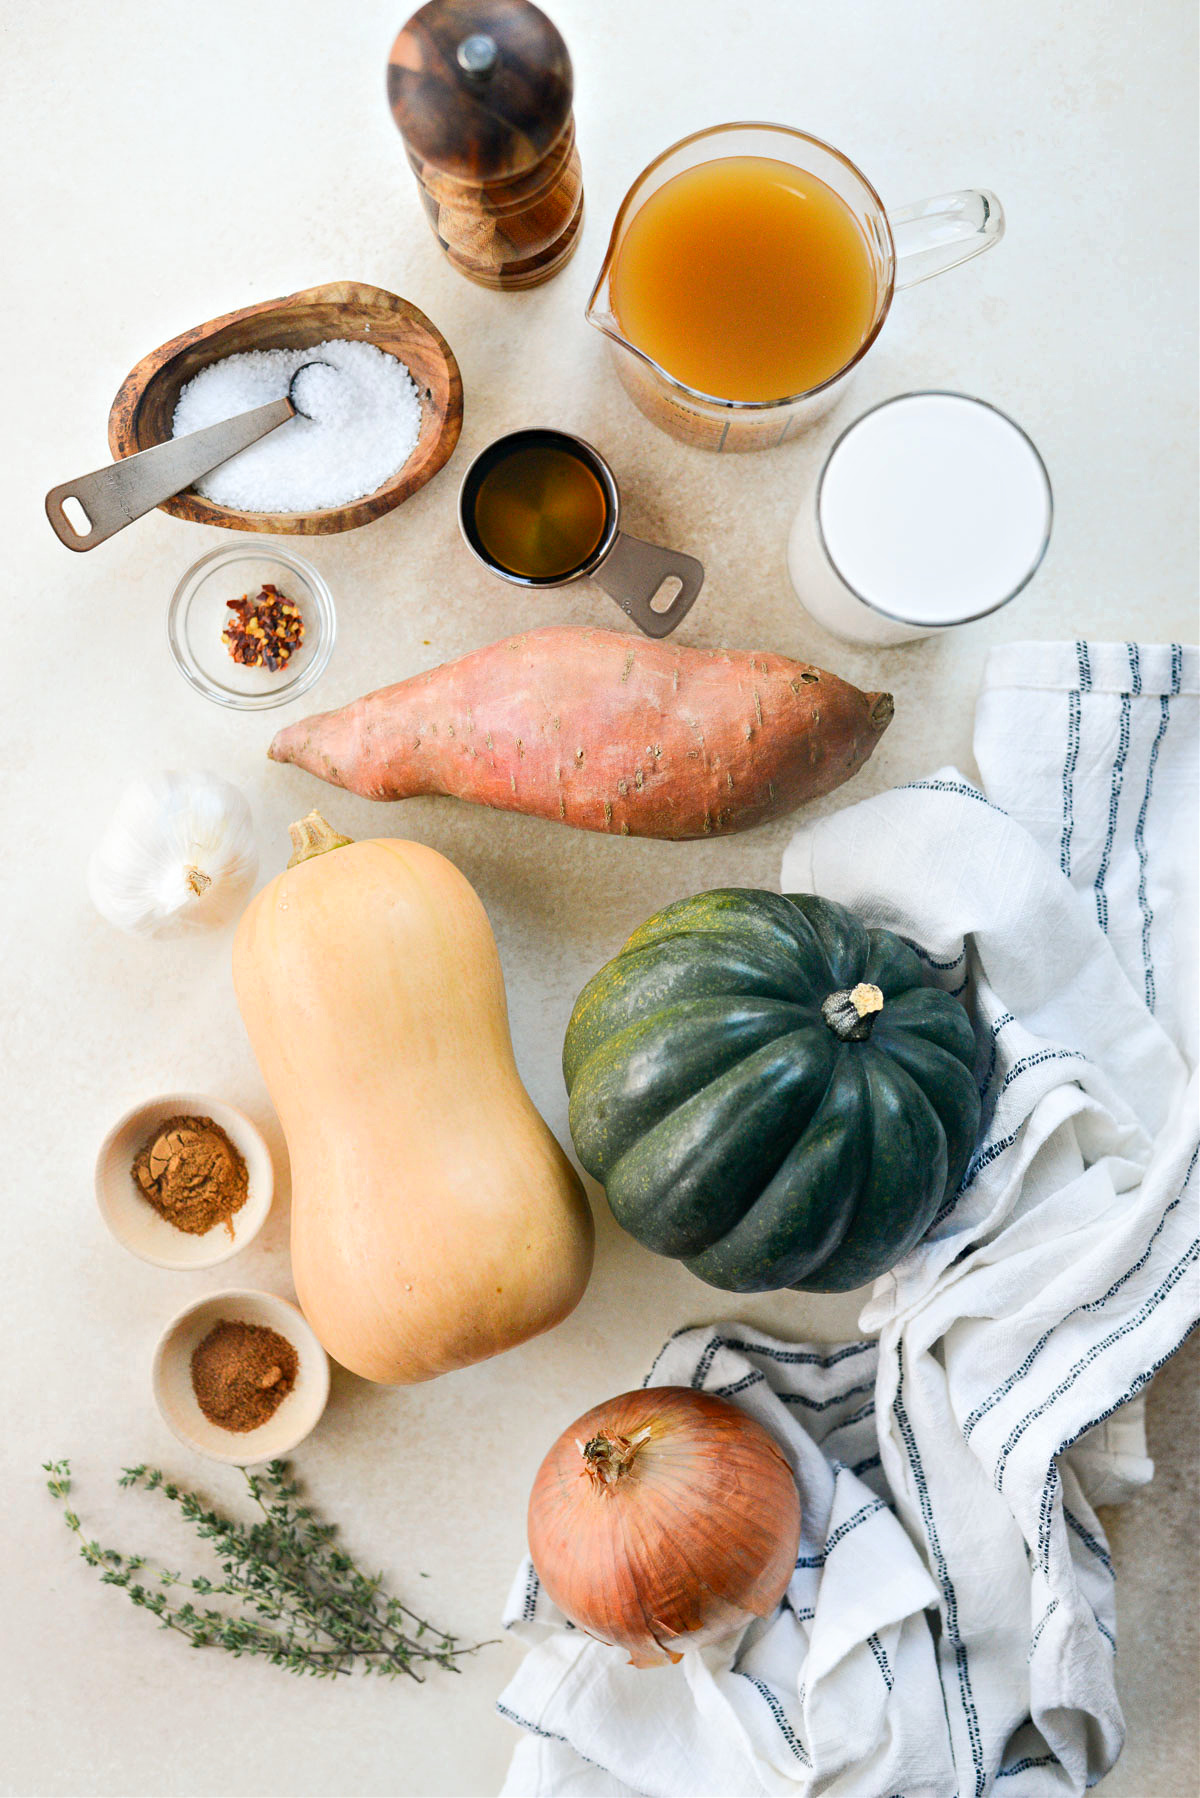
585, 123, 1004, 452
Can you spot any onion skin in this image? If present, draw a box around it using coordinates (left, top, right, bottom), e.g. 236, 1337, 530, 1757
527, 1386, 801, 1668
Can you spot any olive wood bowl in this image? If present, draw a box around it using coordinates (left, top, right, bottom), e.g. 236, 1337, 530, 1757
107, 281, 463, 535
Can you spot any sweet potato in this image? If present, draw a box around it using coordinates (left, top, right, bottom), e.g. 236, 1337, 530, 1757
268, 626, 893, 840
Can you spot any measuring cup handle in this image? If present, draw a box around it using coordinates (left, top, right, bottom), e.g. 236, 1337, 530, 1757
888, 190, 1004, 290
592, 532, 704, 638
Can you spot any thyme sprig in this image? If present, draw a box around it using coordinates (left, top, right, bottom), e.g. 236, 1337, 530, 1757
44, 1458, 486, 1681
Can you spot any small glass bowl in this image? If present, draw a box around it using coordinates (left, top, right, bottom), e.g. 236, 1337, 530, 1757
167, 541, 335, 710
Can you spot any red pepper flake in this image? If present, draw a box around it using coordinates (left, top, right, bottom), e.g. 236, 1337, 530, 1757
222, 584, 306, 673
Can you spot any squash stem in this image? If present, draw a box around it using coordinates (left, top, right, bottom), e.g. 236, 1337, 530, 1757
287, 811, 354, 868
822, 982, 885, 1042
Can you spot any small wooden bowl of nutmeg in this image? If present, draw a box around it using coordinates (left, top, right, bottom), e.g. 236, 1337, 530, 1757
95, 1092, 274, 1270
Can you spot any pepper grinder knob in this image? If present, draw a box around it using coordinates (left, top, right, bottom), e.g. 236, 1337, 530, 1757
388, 0, 584, 291
456, 32, 498, 75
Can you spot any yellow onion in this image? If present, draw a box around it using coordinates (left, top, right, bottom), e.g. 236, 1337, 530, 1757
527, 1386, 801, 1668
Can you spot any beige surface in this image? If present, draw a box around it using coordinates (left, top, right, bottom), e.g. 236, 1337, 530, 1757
2, 0, 1196, 1793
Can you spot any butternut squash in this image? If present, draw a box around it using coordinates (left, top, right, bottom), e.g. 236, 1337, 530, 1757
232, 812, 594, 1384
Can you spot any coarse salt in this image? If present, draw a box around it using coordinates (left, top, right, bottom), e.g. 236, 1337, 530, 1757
171, 338, 422, 512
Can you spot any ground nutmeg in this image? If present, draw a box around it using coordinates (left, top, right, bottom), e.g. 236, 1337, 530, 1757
191, 1319, 299, 1432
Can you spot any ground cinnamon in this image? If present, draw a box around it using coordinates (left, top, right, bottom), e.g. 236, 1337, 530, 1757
190, 1319, 298, 1432
132, 1115, 248, 1237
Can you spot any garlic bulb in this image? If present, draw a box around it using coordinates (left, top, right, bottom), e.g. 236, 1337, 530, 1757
88, 771, 258, 937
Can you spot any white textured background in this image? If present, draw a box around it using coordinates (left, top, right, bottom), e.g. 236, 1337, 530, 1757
2, 0, 1196, 1792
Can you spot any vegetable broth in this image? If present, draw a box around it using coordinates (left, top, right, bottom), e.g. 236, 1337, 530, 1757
610, 155, 878, 402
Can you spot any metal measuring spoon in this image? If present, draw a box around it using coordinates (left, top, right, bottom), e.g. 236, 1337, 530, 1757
45, 361, 333, 552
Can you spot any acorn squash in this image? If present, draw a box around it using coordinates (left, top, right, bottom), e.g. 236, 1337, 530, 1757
562, 889, 980, 1292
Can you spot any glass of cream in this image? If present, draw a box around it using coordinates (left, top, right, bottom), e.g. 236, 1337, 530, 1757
787, 392, 1052, 645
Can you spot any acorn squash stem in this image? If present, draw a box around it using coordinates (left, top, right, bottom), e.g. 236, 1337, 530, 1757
287, 811, 354, 868
822, 982, 885, 1042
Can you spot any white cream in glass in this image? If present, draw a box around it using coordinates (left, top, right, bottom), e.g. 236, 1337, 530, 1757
788, 392, 1052, 645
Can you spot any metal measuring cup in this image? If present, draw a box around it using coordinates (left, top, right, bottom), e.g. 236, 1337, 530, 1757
458, 428, 704, 637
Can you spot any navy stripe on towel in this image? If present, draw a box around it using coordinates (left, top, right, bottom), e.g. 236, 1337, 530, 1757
743, 1676, 811, 1765
1029, 1598, 1060, 1658
1037, 1315, 1200, 1566
795, 1499, 888, 1568
822, 1399, 877, 1436
711, 1369, 765, 1400
994, 1047, 1087, 1101
674, 1329, 877, 1391
1135, 694, 1171, 1012
902, 778, 1007, 816
996, 1235, 1200, 1491
943, 1047, 1091, 1232
495, 1705, 606, 1772
894, 1352, 987, 1797
963, 1146, 1197, 1441
712, 1337, 876, 1369
905, 938, 967, 973
521, 1565, 541, 1622
778, 1376, 875, 1413
1060, 689, 1083, 877
867, 1633, 895, 1692
1064, 1507, 1114, 1576
1093, 694, 1132, 934
978, 1012, 1015, 1100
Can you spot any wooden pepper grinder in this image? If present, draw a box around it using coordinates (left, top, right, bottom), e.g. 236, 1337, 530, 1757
387, 0, 584, 290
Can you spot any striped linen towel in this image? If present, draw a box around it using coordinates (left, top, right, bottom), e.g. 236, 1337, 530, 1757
497, 641, 1198, 1797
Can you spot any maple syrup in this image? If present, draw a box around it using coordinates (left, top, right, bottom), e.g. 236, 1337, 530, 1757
464, 432, 611, 581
